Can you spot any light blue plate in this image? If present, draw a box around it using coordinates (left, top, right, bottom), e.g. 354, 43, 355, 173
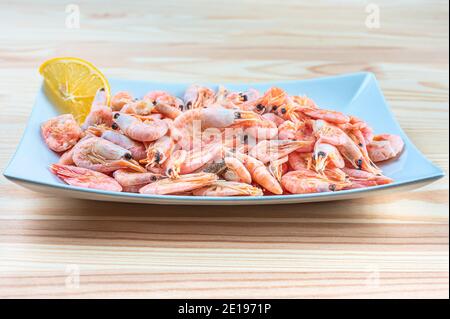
3, 72, 444, 205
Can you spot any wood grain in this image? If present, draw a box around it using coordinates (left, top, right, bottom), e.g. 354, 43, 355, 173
0, 0, 448, 298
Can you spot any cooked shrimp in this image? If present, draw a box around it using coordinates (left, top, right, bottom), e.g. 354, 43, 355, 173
249, 140, 311, 164
164, 118, 183, 142
340, 116, 374, 144
193, 181, 263, 196
239, 89, 261, 111
141, 135, 175, 167
111, 91, 134, 111
87, 125, 147, 161
277, 120, 299, 140
50, 164, 122, 192
144, 91, 182, 106
143, 91, 184, 119
120, 99, 155, 115
243, 117, 279, 140
180, 143, 223, 174
133, 113, 163, 121
288, 152, 313, 171
346, 129, 371, 158
41, 114, 82, 152
164, 149, 187, 179
219, 88, 261, 111
313, 120, 381, 174
81, 88, 113, 130
338, 117, 373, 154
200, 160, 227, 175
254, 87, 287, 113
223, 157, 252, 184
342, 167, 393, 188
113, 112, 168, 142
293, 121, 316, 153
214, 85, 229, 106
291, 95, 317, 109
113, 169, 162, 187
230, 150, 283, 195
58, 148, 75, 165
323, 167, 348, 182
299, 107, 350, 124
183, 85, 215, 110
367, 134, 404, 162
263, 113, 285, 127
282, 170, 349, 194
122, 184, 147, 193
154, 102, 182, 119
348, 127, 381, 175
222, 170, 240, 183
72, 137, 146, 173
215, 111, 279, 141
174, 105, 260, 130
342, 167, 393, 183
314, 140, 345, 173
139, 172, 218, 195
273, 97, 303, 122
267, 156, 289, 182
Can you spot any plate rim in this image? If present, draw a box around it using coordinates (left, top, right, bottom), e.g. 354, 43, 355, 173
3, 172, 444, 203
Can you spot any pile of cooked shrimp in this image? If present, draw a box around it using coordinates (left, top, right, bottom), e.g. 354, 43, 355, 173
41, 85, 404, 196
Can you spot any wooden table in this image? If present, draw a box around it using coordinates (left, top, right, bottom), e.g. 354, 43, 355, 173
0, 0, 448, 298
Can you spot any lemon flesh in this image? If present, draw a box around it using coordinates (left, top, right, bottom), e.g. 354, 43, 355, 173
39, 57, 110, 124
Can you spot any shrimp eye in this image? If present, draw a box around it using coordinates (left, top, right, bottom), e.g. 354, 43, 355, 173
256, 104, 264, 111
280, 108, 287, 114
167, 168, 173, 174
186, 101, 192, 109
124, 153, 132, 160
272, 106, 278, 111
179, 104, 184, 110
151, 176, 157, 182
317, 151, 326, 158
114, 113, 120, 119
356, 159, 363, 169
111, 123, 119, 130
358, 143, 363, 147
329, 184, 337, 192
240, 94, 248, 102
155, 151, 161, 164
234, 112, 242, 119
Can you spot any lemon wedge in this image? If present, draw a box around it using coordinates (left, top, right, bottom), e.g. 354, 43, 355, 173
39, 57, 110, 124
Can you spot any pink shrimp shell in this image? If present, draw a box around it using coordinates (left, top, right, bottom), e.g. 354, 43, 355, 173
41, 114, 82, 152
50, 164, 122, 192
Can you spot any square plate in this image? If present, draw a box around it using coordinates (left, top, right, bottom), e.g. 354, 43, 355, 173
3, 72, 444, 205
